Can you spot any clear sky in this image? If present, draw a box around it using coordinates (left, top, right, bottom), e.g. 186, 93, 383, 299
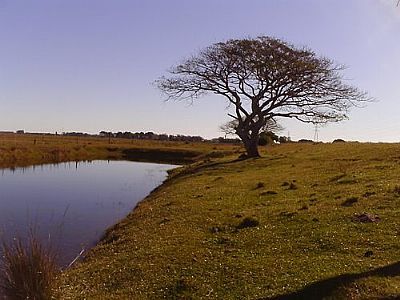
1, 0, 399, 141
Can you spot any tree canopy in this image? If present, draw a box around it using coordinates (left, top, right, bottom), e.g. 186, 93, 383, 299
157, 36, 369, 157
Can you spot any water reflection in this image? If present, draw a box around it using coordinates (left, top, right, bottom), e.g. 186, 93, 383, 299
0, 160, 176, 266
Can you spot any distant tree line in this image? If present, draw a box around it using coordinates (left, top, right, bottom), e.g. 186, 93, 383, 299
8, 130, 301, 144
62, 132, 91, 137
99, 131, 204, 142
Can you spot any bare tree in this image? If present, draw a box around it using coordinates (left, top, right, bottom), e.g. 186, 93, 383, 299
157, 37, 369, 157
219, 121, 237, 137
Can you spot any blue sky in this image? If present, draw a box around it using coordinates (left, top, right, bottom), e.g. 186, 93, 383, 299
0, 0, 399, 141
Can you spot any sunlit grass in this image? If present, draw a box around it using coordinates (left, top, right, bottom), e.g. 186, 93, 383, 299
56, 142, 400, 299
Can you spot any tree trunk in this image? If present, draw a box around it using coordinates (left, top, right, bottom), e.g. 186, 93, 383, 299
236, 122, 262, 158
243, 136, 260, 158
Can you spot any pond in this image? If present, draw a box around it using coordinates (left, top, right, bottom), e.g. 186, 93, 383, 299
0, 160, 177, 266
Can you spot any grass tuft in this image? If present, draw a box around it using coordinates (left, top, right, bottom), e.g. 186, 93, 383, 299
165, 278, 194, 299
0, 234, 58, 300
341, 197, 359, 207
393, 185, 400, 196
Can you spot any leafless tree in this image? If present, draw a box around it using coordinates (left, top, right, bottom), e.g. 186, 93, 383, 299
157, 37, 369, 157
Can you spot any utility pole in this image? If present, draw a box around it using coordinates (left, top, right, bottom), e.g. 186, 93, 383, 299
313, 124, 319, 142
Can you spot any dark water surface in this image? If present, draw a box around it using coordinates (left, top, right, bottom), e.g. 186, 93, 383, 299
0, 160, 177, 266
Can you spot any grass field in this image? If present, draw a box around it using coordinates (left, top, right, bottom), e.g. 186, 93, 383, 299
1, 135, 400, 299
48, 141, 400, 299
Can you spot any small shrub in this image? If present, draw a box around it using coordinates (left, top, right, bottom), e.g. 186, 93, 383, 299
255, 182, 265, 189
341, 197, 358, 207
337, 178, 357, 185
352, 213, 380, 223
393, 186, 400, 196
329, 173, 347, 182
209, 226, 223, 234
213, 176, 224, 181
364, 250, 373, 258
363, 191, 376, 198
299, 205, 308, 210
237, 217, 259, 229
165, 278, 193, 298
279, 211, 297, 218
260, 191, 278, 196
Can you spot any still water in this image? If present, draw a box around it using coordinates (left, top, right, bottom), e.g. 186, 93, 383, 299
0, 160, 176, 266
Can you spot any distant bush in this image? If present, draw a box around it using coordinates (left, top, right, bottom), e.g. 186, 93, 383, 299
332, 139, 346, 143
297, 139, 313, 143
258, 131, 278, 146
278, 136, 290, 143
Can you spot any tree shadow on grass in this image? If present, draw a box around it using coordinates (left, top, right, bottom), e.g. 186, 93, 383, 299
262, 261, 400, 300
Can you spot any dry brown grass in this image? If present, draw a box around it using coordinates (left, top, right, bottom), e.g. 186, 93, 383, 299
0, 133, 239, 168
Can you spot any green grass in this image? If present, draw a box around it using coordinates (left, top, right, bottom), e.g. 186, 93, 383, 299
53, 142, 400, 299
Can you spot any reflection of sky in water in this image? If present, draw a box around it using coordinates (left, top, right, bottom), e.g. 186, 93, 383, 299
0, 160, 177, 266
